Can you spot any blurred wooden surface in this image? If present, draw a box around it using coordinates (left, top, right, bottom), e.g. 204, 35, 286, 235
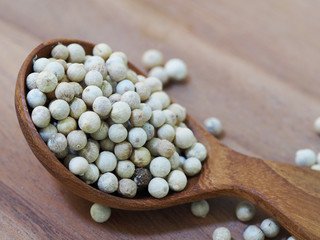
1, 0, 319, 239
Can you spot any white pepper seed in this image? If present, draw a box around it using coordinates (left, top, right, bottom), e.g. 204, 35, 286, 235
90, 203, 111, 223
126, 70, 139, 84
110, 101, 131, 124
67, 130, 87, 151
121, 91, 141, 110
100, 138, 115, 152
108, 124, 128, 143
31, 106, 51, 128
149, 91, 170, 109
93, 43, 112, 60
39, 124, 57, 142
149, 66, 169, 84
167, 170, 187, 192
142, 122, 155, 140
33, 58, 50, 72
139, 103, 152, 121
236, 201, 256, 222
57, 116, 77, 135
101, 80, 113, 97
114, 141, 132, 160
130, 109, 147, 127
295, 149, 316, 167
175, 127, 196, 149
118, 179, 137, 198
185, 142, 207, 162
146, 98, 163, 111
135, 81, 151, 101
116, 79, 135, 95
98, 172, 118, 193
51, 44, 69, 60
260, 218, 280, 238
69, 156, 89, 176
107, 62, 127, 82
142, 49, 164, 69
150, 157, 171, 177
106, 55, 125, 68
131, 147, 151, 167
204, 117, 223, 137
157, 124, 175, 142
70, 97, 87, 119
27, 88, 47, 108
157, 139, 175, 158
80, 163, 99, 184
67, 63, 86, 82
110, 51, 128, 65
78, 111, 101, 134
36, 70, 58, 93
82, 85, 103, 106
79, 139, 100, 163
48, 133, 67, 153
26, 72, 39, 90
212, 227, 232, 240
92, 96, 112, 118
243, 225, 265, 240
145, 77, 163, 93
67, 43, 86, 63
191, 200, 209, 218
44, 61, 65, 81
163, 109, 177, 126
95, 151, 117, 173
148, 177, 169, 198
85, 55, 105, 71
116, 160, 135, 178
168, 151, 180, 169
168, 104, 186, 123
55, 82, 74, 102
146, 137, 160, 156
84, 70, 103, 87
183, 157, 202, 176
150, 110, 166, 128
90, 121, 109, 141
49, 99, 70, 120
165, 58, 188, 81
128, 127, 147, 148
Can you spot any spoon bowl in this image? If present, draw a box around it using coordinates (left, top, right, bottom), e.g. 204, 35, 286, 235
15, 39, 320, 240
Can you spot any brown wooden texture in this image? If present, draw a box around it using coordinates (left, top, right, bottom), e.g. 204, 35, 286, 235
2, 0, 320, 239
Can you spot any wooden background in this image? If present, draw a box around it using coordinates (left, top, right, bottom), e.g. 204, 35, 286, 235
1, 0, 319, 239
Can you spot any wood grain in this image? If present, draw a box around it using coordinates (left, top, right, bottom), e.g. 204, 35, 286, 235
2, 0, 320, 239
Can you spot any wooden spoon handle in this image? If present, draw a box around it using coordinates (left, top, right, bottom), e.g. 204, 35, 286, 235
216, 151, 320, 240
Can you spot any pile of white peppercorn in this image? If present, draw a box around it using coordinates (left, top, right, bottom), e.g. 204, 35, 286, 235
26, 42, 207, 200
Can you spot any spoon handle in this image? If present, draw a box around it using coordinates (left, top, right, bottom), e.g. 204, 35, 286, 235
213, 150, 320, 240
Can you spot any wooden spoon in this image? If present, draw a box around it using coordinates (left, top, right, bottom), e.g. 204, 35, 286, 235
15, 39, 320, 239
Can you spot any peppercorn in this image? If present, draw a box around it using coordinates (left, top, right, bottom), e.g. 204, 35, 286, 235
132, 168, 152, 190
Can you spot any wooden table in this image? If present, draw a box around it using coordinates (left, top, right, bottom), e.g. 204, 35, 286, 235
1, 0, 319, 239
